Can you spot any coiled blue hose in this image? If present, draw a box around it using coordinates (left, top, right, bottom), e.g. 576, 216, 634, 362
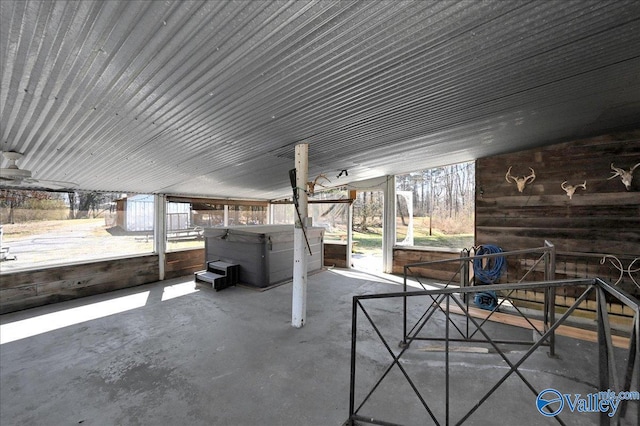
474, 291, 498, 310
473, 244, 505, 284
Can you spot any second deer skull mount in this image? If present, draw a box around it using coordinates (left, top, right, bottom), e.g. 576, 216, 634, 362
608, 162, 640, 190
561, 180, 586, 199
505, 166, 536, 192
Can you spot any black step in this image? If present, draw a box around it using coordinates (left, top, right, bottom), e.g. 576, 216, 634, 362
207, 261, 240, 287
194, 271, 227, 291
195, 270, 224, 283
195, 261, 240, 291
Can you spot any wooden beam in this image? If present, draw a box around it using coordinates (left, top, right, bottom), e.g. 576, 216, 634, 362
167, 196, 269, 206
443, 304, 630, 349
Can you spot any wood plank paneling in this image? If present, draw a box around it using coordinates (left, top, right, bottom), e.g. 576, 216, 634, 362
324, 242, 348, 268
475, 132, 640, 301
165, 249, 205, 279
477, 135, 640, 252
392, 248, 466, 281
0, 255, 159, 314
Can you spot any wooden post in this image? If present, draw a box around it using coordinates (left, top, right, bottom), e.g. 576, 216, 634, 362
292, 143, 309, 328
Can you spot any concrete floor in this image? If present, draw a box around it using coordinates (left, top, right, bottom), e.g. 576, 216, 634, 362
1, 268, 637, 425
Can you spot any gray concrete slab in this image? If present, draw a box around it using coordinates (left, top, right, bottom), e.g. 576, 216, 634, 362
1, 269, 637, 426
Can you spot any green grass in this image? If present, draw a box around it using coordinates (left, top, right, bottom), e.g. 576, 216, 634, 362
412, 234, 474, 249
352, 230, 383, 254
327, 227, 474, 255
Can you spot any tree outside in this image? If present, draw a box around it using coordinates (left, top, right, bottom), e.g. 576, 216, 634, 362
346, 162, 475, 256
396, 162, 475, 249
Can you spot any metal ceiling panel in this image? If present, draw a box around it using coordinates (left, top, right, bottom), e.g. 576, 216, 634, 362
2, 0, 639, 199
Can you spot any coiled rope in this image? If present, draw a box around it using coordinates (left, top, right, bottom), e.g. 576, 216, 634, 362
473, 244, 505, 284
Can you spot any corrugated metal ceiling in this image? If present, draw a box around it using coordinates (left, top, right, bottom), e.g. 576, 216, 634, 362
2, 0, 639, 199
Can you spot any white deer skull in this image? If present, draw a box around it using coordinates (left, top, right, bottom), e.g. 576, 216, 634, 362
561, 180, 586, 199
505, 166, 536, 192
608, 162, 640, 190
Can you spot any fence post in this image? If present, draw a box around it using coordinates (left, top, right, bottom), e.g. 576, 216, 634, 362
402, 266, 408, 348
348, 296, 358, 424
544, 241, 556, 356
596, 285, 611, 426
460, 248, 470, 301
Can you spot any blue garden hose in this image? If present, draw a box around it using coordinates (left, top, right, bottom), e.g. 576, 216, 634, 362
472, 244, 504, 310
473, 244, 505, 284
474, 291, 498, 310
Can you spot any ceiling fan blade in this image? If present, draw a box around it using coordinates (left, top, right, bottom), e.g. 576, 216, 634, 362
0, 177, 78, 190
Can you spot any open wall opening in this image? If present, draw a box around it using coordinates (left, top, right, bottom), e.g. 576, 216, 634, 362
0, 189, 155, 272
351, 190, 384, 272
395, 161, 475, 251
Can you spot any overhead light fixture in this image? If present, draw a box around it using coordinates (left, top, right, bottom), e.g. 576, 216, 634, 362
1, 151, 32, 180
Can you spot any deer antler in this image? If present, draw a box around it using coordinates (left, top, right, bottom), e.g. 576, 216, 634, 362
608, 162, 640, 190
561, 180, 586, 199
307, 173, 331, 195
506, 166, 535, 192
505, 166, 515, 183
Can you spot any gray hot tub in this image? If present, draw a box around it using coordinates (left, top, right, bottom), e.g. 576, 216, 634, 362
203, 225, 324, 288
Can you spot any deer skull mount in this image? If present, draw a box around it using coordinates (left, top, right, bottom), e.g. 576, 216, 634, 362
561, 180, 586, 199
505, 166, 536, 193
608, 162, 640, 190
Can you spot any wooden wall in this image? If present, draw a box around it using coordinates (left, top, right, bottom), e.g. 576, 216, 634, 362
476, 133, 640, 255
475, 132, 640, 308
324, 242, 348, 268
0, 249, 208, 314
0, 255, 159, 314
393, 132, 639, 317
392, 247, 466, 282
165, 249, 205, 279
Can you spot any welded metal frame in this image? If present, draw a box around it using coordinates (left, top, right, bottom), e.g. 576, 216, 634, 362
345, 278, 639, 426
401, 243, 557, 353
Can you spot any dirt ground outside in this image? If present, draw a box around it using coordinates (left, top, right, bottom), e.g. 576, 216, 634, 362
1, 218, 165, 273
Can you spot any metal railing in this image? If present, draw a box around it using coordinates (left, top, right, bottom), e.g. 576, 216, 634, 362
555, 251, 640, 295
345, 278, 639, 426
402, 242, 558, 355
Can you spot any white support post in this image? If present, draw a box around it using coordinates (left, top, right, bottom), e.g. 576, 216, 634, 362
347, 197, 353, 269
223, 205, 229, 227
383, 175, 396, 273
154, 194, 167, 280
292, 143, 309, 328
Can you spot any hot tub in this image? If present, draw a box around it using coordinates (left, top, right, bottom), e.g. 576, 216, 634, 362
203, 225, 324, 288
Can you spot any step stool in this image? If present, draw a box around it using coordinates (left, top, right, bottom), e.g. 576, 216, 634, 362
194, 260, 240, 291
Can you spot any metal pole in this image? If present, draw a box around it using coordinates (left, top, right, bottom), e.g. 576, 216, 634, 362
347, 196, 353, 269
445, 294, 450, 425
634, 314, 640, 426
545, 241, 556, 356
382, 175, 395, 273
292, 143, 309, 328
154, 194, 166, 281
348, 297, 358, 423
402, 266, 408, 347
596, 287, 611, 426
